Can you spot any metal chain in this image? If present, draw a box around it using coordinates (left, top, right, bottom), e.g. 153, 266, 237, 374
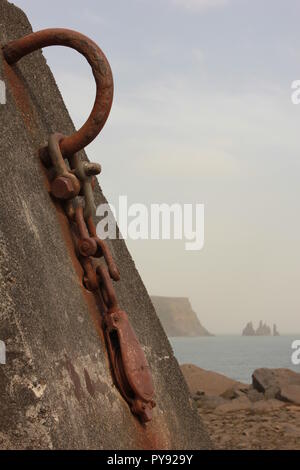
44, 133, 155, 423
47, 134, 120, 308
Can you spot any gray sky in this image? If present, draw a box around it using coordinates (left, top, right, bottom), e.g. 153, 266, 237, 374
13, 0, 300, 334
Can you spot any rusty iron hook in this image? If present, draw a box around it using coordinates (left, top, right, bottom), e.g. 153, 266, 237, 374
2, 28, 114, 157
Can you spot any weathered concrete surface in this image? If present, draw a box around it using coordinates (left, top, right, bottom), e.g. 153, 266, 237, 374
0, 0, 212, 449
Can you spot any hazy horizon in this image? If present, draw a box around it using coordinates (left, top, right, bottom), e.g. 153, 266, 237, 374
13, 0, 300, 334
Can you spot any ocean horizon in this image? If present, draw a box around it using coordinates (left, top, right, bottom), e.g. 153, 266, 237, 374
170, 335, 300, 384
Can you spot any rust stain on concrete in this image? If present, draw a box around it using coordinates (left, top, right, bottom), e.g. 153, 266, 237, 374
64, 355, 83, 402
84, 368, 96, 399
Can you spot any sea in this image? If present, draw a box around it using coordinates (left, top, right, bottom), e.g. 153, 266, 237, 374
169, 335, 300, 384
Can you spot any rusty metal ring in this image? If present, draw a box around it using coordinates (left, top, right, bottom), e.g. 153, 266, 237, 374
2, 28, 114, 156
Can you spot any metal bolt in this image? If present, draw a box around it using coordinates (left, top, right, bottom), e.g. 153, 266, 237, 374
51, 176, 76, 200
78, 238, 97, 257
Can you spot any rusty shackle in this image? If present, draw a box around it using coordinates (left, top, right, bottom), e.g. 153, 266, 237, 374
2, 28, 114, 156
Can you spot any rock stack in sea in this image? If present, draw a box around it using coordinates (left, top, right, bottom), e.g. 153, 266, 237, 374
273, 324, 280, 336
242, 321, 279, 336
242, 322, 256, 336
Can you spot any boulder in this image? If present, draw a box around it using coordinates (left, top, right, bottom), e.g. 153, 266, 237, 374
193, 390, 205, 400
221, 385, 249, 400
196, 396, 227, 410
215, 396, 252, 414
220, 387, 241, 400
181, 364, 246, 397
278, 385, 300, 406
251, 399, 285, 414
252, 368, 300, 398
245, 387, 264, 403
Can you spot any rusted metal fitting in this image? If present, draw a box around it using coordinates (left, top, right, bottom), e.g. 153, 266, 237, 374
70, 156, 101, 220
63, 200, 76, 221
104, 308, 156, 423
51, 175, 79, 200
76, 162, 101, 180
47, 133, 81, 200
75, 206, 98, 257
96, 264, 119, 313
88, 217, 120, 281
131, 398, 156, 424
81, 257, 99, 292
94, 238, 120, 281
3, 28, 114, 157
96, 264, 155, 422
78, 238, 98, 257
